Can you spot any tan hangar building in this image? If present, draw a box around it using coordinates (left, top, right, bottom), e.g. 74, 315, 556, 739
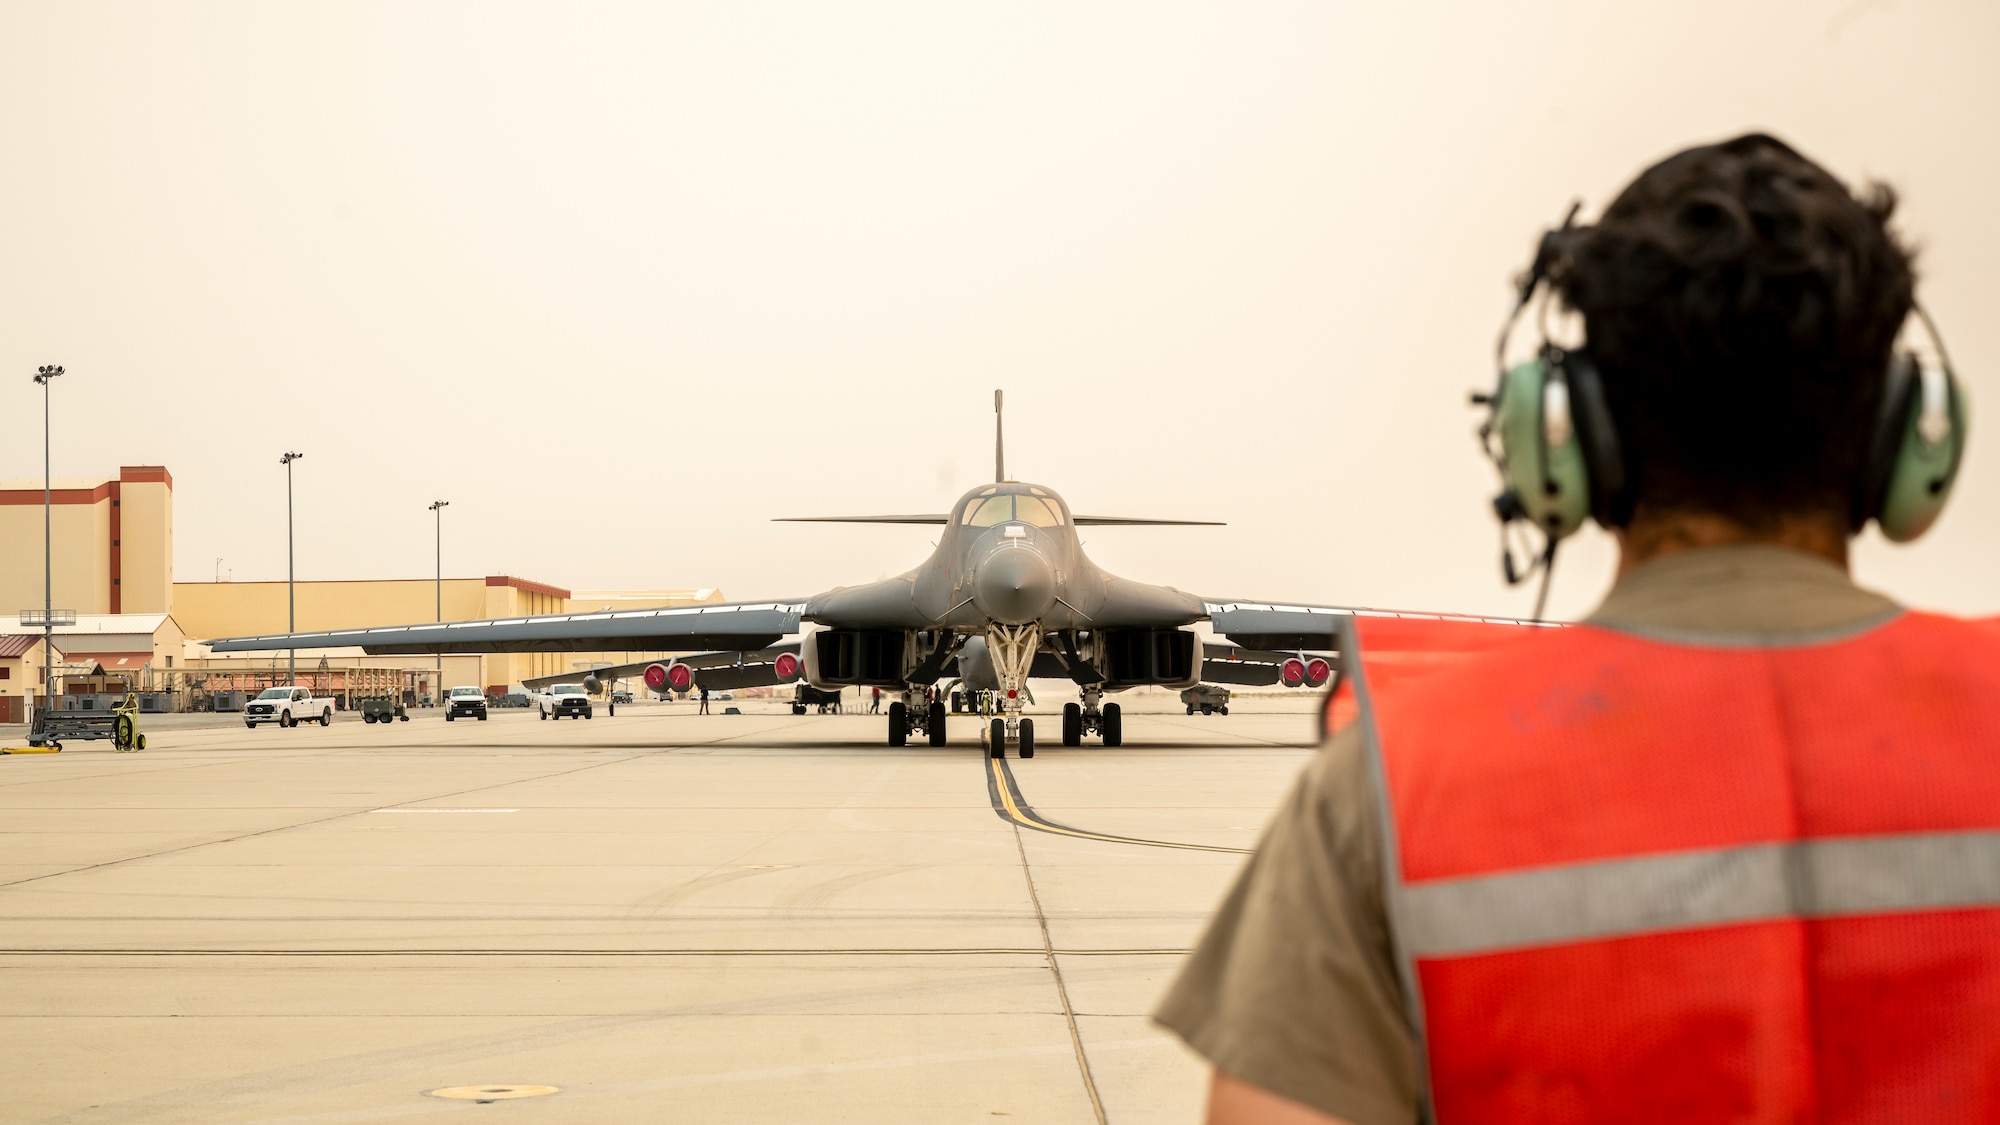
1, 466, 719, 714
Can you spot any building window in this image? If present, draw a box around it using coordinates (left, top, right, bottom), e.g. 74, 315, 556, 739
166, 655, 174, 668
0, 667, 9, 680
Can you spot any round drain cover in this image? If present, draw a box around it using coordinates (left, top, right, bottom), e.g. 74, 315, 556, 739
427, 1085, 560, 1101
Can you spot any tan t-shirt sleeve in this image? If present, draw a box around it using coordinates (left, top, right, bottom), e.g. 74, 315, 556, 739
1152, 727, 1420, 1125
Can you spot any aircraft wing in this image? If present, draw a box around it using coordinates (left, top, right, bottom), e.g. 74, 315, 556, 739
204, 601, 809, 657
1202, 601, 1553, 652
520, 646, 801, 692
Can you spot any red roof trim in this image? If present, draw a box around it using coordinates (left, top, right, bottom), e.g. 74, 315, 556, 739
0, 482, 113, 506
120, 465, 174, 489
485, 575, 571, 600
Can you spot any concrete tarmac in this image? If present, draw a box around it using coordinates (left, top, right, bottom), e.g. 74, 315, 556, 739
0, 696, 1322, 1123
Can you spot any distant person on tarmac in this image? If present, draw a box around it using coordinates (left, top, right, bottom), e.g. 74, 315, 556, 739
870, 687, 881, 714
697, 684, 710, 715
1157, 134, 1994, 1124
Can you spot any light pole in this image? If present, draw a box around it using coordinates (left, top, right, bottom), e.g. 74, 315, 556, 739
429, 500, 447, 687
280, 452, 304, 683
33, 365, 63, 716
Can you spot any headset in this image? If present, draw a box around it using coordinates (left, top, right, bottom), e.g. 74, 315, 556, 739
1475, 202, 1969, 618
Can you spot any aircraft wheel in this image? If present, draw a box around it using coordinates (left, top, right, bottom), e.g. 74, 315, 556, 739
989, 718, 1005, 758
927, 701, 947, 747
887, 701, 907, 747
1102, 702, 1123, 747
1062, 703, 1081, 747
1018, 718, 1035, 759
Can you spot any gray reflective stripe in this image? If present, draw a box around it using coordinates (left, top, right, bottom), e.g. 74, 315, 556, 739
1397, 831, 2000, 958
1587, 604, 1904, 649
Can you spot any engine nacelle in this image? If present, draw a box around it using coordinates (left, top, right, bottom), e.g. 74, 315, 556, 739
583, 675, 604, 695
1279, 657, 1307, 688
643, 662, 695, 695
1097, 627, 1201, 690
772, 651, 801, 682
802, 626, 909, 688
1303, 657, 1332, 689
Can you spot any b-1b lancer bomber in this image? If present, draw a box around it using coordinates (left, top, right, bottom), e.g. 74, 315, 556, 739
211, 392, 1518, 757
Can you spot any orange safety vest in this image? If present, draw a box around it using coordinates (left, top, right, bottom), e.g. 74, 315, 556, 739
1341, 610, 2000, 1123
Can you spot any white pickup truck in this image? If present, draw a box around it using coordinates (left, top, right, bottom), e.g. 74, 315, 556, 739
536, 683, 593, 720
443, 685, 489, 722
245, 685, 336, 729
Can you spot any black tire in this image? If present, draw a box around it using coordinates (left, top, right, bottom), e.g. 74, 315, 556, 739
364, 714, 376, 724
115, 714, 135, 750
1062, 703, 1081, 747
245, 722, 257, 730
280, 711, 294, 729
400, 713, 409, 721
478, 712, 486, 721
887, 701, 907, 747
584, 709, 592, 720
989, 718, 1006, 758
1102, 702, 1122, 747
1187, 704, 1195, 715
927, 701, 947, 747
1221, 706, 1229, 716
1201, 706, 1213, 716
320, 709, 332, 727
1018, 718, 1035, 759
136, 734, 146, 750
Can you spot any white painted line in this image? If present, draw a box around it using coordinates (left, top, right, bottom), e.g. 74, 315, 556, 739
370, 808, 520, 814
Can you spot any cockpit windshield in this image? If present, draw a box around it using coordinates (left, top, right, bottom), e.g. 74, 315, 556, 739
961, 494, 1064, 528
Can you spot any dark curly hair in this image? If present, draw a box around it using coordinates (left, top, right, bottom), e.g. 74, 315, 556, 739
1549, 133, 1916, 530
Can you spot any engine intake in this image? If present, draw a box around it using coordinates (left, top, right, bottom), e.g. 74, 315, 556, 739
1099, 628, 1199, 689
810, 629, 908, 687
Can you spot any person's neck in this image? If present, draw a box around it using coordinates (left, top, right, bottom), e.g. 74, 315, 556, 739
1615, 509, 1850, 577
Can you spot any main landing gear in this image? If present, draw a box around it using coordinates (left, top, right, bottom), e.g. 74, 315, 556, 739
885, 694, 949, 748
1061, 686, 1121, 747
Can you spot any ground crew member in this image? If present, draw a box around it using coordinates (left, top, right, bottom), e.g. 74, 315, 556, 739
698, 683, 710, 715
1156, 133, 1992, 1124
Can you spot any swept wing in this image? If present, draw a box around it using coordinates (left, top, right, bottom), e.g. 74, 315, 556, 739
205, 601, 808, 657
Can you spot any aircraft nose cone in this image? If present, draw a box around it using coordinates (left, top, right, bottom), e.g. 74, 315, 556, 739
973, 548, 1056, 625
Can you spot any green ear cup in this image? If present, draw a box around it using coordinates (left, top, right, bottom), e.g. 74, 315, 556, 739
1495, 358, 1593, 540
1876, 368, 1968, 543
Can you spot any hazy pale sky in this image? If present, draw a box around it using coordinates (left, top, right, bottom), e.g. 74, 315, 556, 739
3, 0, 1995, 622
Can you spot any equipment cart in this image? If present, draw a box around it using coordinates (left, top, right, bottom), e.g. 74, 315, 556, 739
360, 697, 409, 725
29, 691, 147, 752
1180, 684, 1232, 716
